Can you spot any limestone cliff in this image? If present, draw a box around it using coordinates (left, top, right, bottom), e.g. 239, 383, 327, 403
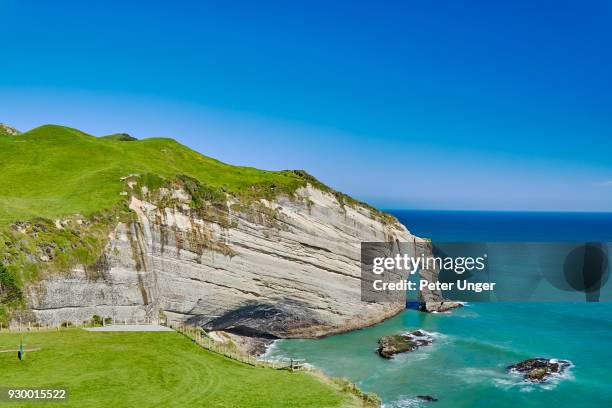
24, 178, 454, 337
26, 181, 404, 336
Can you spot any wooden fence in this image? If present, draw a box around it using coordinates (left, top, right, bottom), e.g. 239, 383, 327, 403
0, 321, 64, 332
0, 319, 306, 372
171, 323, 306, 371
0, 317, 160, 332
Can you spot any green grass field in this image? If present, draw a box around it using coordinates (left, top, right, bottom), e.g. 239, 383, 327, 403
0, 125, 309, 225
0, 329, 357, 408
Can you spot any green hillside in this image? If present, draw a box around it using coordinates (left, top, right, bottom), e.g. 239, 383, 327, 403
0, 124, 310, 225
0, 329, 362, 407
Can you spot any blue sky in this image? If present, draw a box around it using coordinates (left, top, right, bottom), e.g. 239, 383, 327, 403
1, 0, 611, 211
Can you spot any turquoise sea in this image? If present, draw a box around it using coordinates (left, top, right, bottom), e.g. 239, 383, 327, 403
267, 211, 612, 408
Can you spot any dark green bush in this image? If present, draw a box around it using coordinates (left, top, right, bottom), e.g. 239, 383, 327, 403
0, 263, 22, 303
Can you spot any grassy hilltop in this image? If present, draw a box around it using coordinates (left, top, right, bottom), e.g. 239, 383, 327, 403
0, 124, 311, 225
0, 123, 395, 227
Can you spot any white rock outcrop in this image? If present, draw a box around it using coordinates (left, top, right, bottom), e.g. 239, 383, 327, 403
0, 123, 21, 136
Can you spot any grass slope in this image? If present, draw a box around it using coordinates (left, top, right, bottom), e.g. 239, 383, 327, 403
0, 125, 309, 225
0, 329, 355, 408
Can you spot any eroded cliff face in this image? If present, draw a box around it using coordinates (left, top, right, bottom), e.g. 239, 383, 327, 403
27, 183, 429, 337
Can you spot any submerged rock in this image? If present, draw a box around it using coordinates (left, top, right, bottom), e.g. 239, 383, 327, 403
377, 330, 433, 358
417, 395, 438, 402
507, 358, 571, 382
422, 301, 463, 313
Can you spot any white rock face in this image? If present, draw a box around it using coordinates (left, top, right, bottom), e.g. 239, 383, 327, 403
27, 185, 434, 337
0, 123, 20, 136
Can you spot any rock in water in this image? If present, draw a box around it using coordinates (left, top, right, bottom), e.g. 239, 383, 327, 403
421, 301, 463, 313
377, 335, 417, 358
507, 358, 571, 382
417, 395, 438, 402
377, 330, 433, 358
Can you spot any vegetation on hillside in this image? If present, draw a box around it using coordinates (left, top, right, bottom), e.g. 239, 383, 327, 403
0, 124, 306, 224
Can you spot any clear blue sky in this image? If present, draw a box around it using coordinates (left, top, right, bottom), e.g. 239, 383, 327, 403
1, 0, 611, 211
